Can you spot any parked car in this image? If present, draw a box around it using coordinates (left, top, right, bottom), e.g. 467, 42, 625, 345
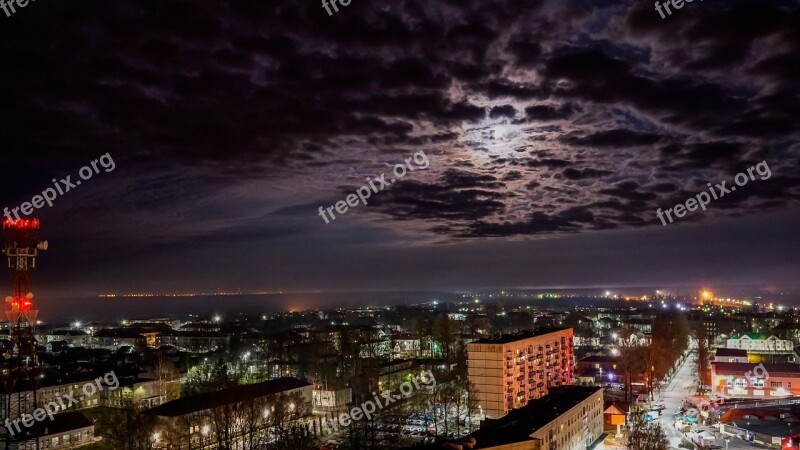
645, 410, 661, 421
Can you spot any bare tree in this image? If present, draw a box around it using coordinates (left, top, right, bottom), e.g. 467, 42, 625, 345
695, 325, 711, 394
627, 410, 669, 450
96, 399, 158, 450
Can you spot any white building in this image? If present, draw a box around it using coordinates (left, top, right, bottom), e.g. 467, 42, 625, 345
726, 333, 793, 353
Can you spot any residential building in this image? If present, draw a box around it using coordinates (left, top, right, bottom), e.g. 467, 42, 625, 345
101, 377, 168, 409
467, 328, 574, 419
157, 330, 230, 352
727, 333, 793, 353
146, 377, 312, 449
34, 412, 95, 450
460, 386, 604, 450
45, 330, 89, 347
90, 328, 147, 351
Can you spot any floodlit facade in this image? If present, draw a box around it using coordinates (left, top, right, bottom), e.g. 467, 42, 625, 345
726, 333, 793, 353
711, 362, 800, 398
467, 328, 574, 419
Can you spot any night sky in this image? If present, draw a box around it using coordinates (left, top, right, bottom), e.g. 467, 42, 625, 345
1, 0, 798, 297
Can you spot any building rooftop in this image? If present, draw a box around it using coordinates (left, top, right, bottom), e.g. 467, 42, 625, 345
715, 348, 748, 357
10, 411, 93, 442
467, 386, 602, 448
93, 328, 146, 339
470, 327, 571, 344
713, 362, 800, 376
146, 377, 311, 417
728, 419, 800, 438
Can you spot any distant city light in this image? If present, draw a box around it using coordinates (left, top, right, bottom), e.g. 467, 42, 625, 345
213, 315, 221, 323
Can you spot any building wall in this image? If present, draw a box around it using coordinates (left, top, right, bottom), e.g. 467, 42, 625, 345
726, 337, 793, 352
102, 379, 167, 409
715, 355, 748, 363
153, 384, 313, 448
712, 369, 800, 398
473, 388, 604, 450
467, 329, 574, 419
39, 426, 94, 450
529, 388, 604, 450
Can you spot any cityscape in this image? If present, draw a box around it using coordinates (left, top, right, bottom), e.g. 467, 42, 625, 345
1, 1, 799, 450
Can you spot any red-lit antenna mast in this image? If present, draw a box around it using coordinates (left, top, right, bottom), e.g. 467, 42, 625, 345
2, 218, 48, 361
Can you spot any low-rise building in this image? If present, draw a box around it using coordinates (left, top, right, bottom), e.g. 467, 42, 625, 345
91, 328, 147, 351
157, 330, 230, 352
146, 377, 312, 449
711, 362, 800, 398
45, 330, 89, 347
457, 386, 604, 450
34, 411, 95, 450
101, 377, 169, 409
727, 333, 793, 353
715, 348, 748, 363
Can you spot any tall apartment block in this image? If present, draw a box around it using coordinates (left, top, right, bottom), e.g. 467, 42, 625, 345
467, 327, 575, 419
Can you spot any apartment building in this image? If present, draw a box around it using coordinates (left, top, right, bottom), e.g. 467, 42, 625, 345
467, 328, 574, 419
464, 386, 604, 450
146, 377, 312, 449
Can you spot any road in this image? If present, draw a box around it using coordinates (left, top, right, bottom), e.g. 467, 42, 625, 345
656, 351, 696, 449
654, 352, 766, 450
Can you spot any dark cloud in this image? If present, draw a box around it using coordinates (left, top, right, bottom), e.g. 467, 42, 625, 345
0, 0, 798, 293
